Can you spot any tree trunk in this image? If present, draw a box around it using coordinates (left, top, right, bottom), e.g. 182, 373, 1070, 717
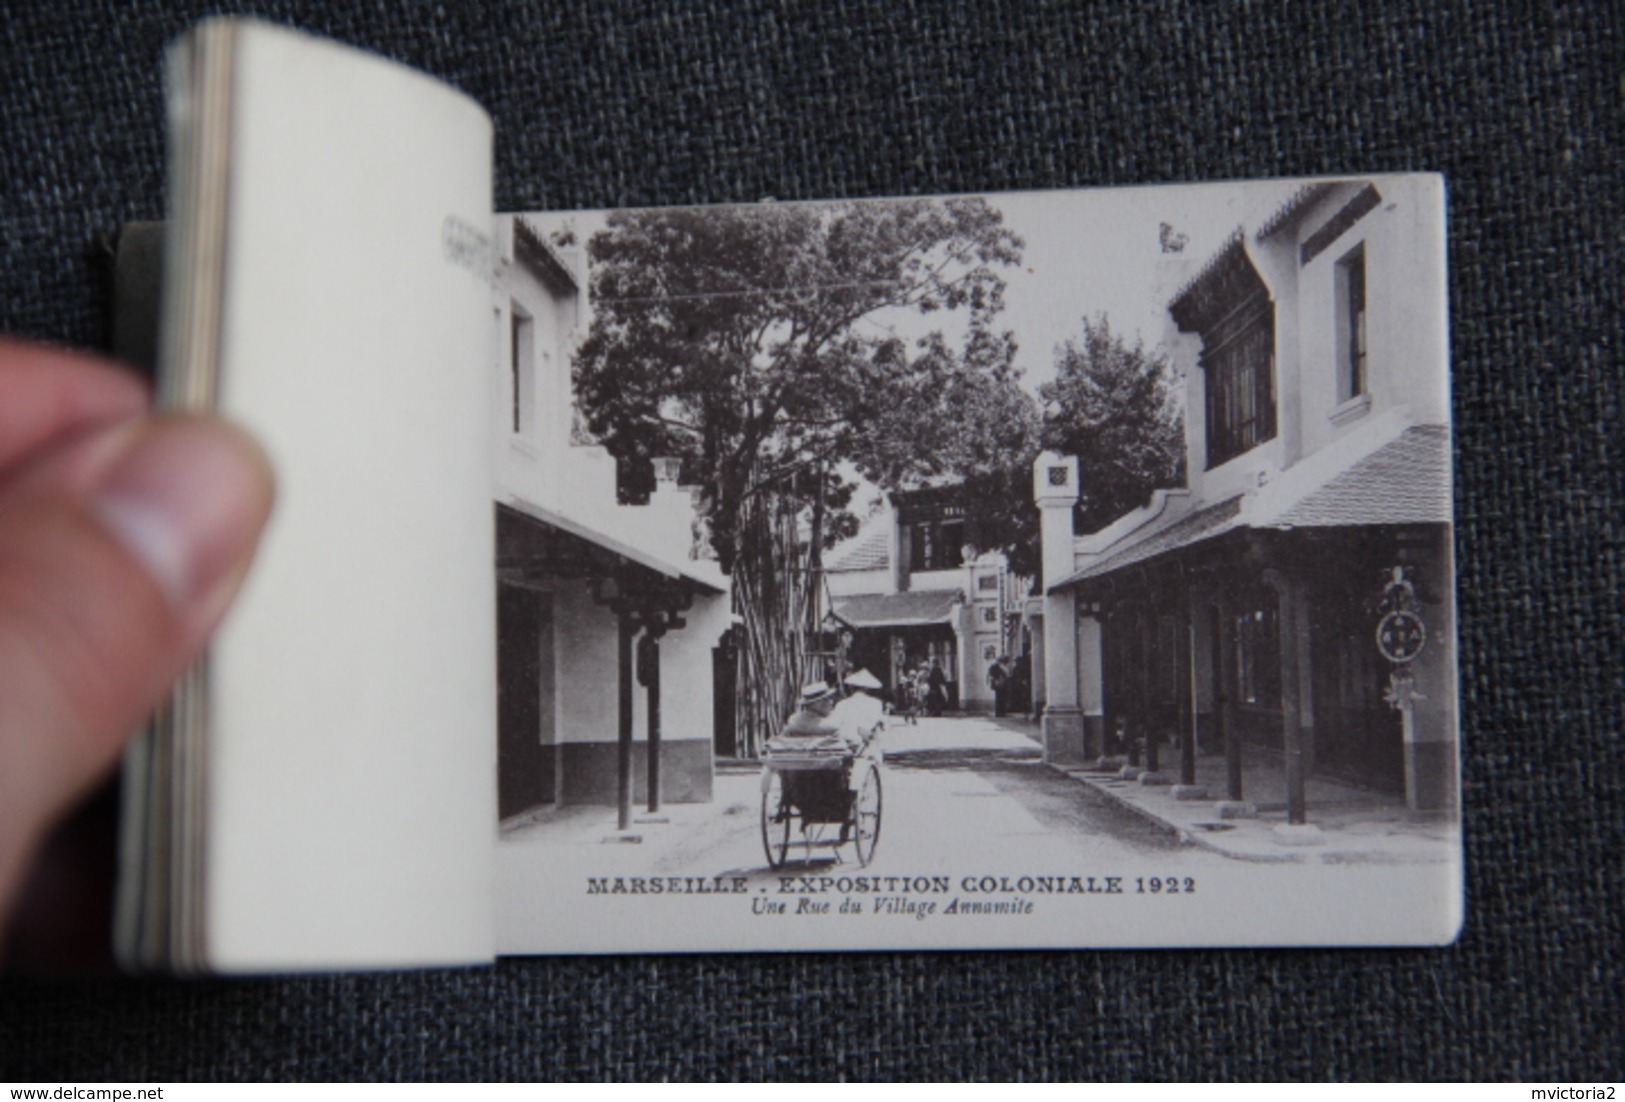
731, 492, 809, 759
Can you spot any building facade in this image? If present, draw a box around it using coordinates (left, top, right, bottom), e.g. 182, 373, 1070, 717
491, 217, 731, 824
1037, 177, 1456, 816
825, 485, 1030, 713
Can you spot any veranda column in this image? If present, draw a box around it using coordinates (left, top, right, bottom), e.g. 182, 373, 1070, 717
639, 624, 663, 815
592, 575, 639, 833
617, 613, 635, 831
1264, 566, 1321, 844
1171, 578, 1208, 801
1212, 595, 1249, 808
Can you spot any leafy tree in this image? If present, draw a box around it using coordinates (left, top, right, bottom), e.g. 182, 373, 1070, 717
574, 198, 1030, 754
1039, 314, 1185, 540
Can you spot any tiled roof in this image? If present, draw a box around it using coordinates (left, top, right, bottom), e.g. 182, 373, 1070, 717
499, 498, 726, 594
512, 216, 576, 292
1271, 424, 1452, 528
1054, 496, 1245, 589
1050, 424, 1453, 591
834, 589, 962, 627
1256, 182, 1336, 241
1168, 230, 1272, 334
827, 527, 890, 572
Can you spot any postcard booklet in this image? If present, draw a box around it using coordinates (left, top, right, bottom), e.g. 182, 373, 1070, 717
116, 19, 1463, 973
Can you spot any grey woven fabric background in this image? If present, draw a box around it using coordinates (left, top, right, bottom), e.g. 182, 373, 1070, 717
2, 0, 1620, 1081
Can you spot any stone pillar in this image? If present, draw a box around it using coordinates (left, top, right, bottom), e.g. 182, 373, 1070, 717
1078, 608, 1105, 759
1034, 452, 1084, 762
954, 602, 975, 714
1041, 590, 1083, 760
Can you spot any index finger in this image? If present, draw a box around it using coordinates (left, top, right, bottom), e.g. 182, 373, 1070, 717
0, 340, 150, 473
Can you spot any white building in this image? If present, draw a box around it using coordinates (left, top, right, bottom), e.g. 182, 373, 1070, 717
492, 217, 731, 823
1037, 177, 1456, 815
824, 485, 1030, 713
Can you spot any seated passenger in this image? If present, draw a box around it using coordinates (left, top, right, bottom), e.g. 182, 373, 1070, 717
782, 681, 841, 739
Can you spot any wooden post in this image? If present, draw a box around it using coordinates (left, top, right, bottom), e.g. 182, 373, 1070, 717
644, 627, 662, 815
617, 613, 635, 831
1131, 603, 1151, 770
1267, 571, 1307, 826
1214, 600, 1243, 802
1182, 608, 1198, 787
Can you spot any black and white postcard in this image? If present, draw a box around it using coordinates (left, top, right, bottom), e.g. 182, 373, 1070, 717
119, 21, 1460, 974
489, 176, 1461, 952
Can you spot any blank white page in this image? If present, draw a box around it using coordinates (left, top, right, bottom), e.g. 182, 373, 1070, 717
198, 21, 496, 971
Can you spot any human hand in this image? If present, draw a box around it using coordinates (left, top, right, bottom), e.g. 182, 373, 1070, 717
0, 339, 273, 963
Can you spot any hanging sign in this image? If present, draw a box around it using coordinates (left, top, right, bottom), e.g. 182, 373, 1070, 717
1375, 567, 1427, 664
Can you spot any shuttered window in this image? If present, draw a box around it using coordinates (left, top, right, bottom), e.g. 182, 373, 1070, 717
1203, 294, 1275, 468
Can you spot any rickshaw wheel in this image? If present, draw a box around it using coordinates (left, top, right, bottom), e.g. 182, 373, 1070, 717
851, 765, 882, 867
761, 769, 793, 869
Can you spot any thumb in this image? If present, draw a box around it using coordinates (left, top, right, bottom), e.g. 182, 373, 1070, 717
0, 415, 273, 918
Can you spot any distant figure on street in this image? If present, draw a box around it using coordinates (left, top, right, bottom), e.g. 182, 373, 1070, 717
988, 653, 1011, 717
926, 659, 948, 717
1012, 655, 1032, 720
895, 668, 920, 725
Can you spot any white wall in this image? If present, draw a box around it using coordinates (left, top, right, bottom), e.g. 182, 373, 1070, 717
492, 218, 582, 514
1167, 176, 1447, 509
657, 592, 732, 748
909, 567, 968, 593
551, 578, 729, 749
1292, 178, 1449, 460
554, 579, 619, 744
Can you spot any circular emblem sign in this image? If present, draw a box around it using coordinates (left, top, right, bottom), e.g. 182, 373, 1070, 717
1376, 609, 1427, 664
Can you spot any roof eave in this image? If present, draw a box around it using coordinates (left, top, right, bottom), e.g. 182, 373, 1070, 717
501, 496, 725, 594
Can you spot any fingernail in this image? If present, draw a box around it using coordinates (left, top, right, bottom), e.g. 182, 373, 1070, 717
92, 419, 272, 608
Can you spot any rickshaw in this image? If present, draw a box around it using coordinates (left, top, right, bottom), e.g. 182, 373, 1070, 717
759, 724, 882, 870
